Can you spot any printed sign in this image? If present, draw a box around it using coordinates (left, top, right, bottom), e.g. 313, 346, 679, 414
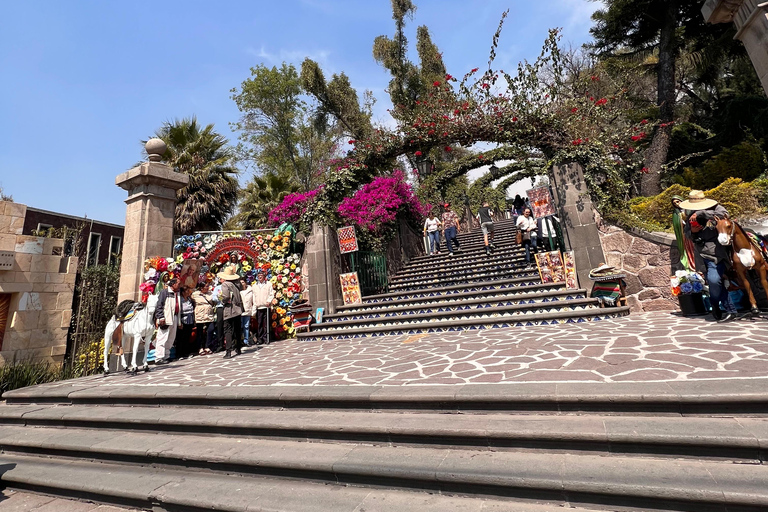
179, 258, 204, 290
563, 251, 578, 289
337, 226, 359, 254
526, 186, 556, 218
339, 272, 363, 305
535, 251, 565, 285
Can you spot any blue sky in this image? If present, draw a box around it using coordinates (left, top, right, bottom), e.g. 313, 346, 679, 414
0, 0, 599, 225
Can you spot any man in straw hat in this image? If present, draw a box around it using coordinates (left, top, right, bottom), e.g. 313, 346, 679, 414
217, 264, 245, 358
681, 190, 736, 321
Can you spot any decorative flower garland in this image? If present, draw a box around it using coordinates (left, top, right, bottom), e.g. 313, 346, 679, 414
141, 226, 304, 339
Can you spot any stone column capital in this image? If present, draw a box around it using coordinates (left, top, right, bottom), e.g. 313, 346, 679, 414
115, 162, 189, 194
702, 0, 744, 24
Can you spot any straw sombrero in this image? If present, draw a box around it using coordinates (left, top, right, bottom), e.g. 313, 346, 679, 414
216, 264, 240, 281
678, 190, 718, 210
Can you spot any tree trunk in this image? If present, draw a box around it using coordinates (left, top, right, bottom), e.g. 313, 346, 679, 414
641, 0, 678, 197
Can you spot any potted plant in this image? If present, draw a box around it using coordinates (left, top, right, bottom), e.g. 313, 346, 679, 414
670, 270, 707, 316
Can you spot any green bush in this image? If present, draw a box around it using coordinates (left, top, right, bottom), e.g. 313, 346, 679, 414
677, 141, 766, 190
0, 360, 77, 396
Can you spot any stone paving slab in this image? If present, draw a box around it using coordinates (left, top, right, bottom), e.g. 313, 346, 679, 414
0, 489, 138, 511
18, 313, 768, 389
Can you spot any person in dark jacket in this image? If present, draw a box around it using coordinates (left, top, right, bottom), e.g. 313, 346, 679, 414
681, 190, 736, 321
217, 265, 245, 359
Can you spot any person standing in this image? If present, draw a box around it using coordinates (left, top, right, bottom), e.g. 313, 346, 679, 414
153, 277, 180, 365
537, 215, 558, 252
477, 201, 496, 256
218, 265, 244, 358
681, 190, 736, 321
175, 286, 196, 359
441, 203, 461, 256
211, 278, 225, 352
671, 196, 696, 272
240, 278, 254, 346
192, 282, 216, 355
251, 271, 275, 345
423, 213, 443, 255
516, 208, 538, 269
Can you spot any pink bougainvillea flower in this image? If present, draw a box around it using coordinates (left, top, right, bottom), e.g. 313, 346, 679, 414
414, 151, 422, 156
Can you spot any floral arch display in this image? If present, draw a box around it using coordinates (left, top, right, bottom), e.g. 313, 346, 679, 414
140, 226, 304, 339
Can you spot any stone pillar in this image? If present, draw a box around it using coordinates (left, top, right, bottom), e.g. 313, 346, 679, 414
115, 139, 188, 303
305, 223, 342, 315
549, 162, 606, 291
703, 0, 768, 95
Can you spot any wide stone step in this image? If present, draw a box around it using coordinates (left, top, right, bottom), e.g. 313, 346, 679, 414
354, 277, 568, 305
2, 407, 765, 461
1, 429, 766, 511
331, 286, 586, 316
0, 453, 612, 512
408, 238, 521, 264
299, 306, 630, 340
388, 267, 541, 291
392, 252, 528, 281
318, 297, 601, 330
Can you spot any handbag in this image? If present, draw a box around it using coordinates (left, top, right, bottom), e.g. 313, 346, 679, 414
522, 231, 531, 242
516, 229, 523, 245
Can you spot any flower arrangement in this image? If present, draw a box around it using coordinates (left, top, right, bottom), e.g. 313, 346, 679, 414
670, 270, 704, 296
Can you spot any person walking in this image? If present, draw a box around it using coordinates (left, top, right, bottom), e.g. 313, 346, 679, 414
251, 271, 275, 345
218, 265, 245, 358
516, 208, 538, 269
681, 190, 737, 321
153, 277, 180, 365
239, 278, 254, 346
512, 194, 525, 217
477, 201, 496, 256
192, 282, 216, 355
423, 213, 443, 255
441, 203, 461, 256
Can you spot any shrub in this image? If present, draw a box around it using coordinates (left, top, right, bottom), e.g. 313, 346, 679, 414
678, 141, 766, 190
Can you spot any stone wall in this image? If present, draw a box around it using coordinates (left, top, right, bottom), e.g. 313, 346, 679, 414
0, 201, 77, 364
597, 220, 680, 313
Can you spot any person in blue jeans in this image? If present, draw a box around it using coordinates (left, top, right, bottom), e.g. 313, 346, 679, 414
423, 214, 442, 255
516, 208, 538, 268
441, 203, 461, 255
681, 190, 737, 321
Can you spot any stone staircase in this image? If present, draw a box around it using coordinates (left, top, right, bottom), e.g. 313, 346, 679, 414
2, 381, 768, 511
300, 218, 630, 341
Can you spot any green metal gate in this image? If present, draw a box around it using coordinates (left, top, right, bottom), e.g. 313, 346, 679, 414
349, 251, 388, 296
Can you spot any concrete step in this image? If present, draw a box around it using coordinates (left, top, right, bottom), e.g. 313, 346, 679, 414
388, 267, 541, 292
298, 306, 630, 340
330, 286, 587, 317
408, 239, 520, 265
8, 380, 768, 415
314, 297, 602, 332
1, 429, 767, 511
1, 407, 766, 461
391, 252, 528, 281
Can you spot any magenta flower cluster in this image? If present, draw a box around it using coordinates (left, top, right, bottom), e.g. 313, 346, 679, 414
337, 170, 426, 232
268, 188, 321, 226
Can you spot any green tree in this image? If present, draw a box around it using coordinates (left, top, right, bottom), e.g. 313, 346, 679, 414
231, 63, 341, 191
590, 0, 727, 195
230, 173, 300, 229
150, 117, 239, 235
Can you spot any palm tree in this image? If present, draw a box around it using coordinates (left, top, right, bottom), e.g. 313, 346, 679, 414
149, 117, 240, 234
230, 173, 299, 229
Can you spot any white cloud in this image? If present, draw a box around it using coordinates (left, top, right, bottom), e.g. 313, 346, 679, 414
556, 0, 599, 38
245, 45, 331, 66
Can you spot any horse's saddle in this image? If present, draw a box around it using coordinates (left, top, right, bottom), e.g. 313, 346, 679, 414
111, 300, 146, 355
745, 231, 768, 261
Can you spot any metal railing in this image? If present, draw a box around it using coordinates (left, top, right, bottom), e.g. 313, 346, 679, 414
348, 251, 388, 296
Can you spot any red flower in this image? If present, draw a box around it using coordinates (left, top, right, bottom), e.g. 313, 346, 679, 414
433, 81, 441, 87
512, 116, 518, 122
571, 108, 578, 113
595, 98, 608, 106
445, 74, 453, 80
572, 139, 583, 146
591, 75, 599, 81
348, 140, 355, 144
445, 146, 452, 152
478, 154, 484, 160
641, 167, 649, 174
628, 148, 635, 153
641, 119, 648, 125
414, 151, 422, 156
471, 68, 479, 73
481, 83, 490, 89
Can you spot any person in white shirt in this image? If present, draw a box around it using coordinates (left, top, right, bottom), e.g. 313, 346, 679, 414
423, 215, 443, 255
516, 208, 538, 269
239, 279, 254, 346
251, 271, 275, 345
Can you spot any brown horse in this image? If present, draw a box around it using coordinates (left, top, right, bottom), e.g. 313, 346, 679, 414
716, 217, 768, 315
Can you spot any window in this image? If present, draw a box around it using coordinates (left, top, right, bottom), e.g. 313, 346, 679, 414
36, 223, 53, 232
108, 236, 122, 266
86, 233, 101, 267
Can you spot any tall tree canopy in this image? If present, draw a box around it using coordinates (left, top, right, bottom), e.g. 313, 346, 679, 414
151, 117, 239, 235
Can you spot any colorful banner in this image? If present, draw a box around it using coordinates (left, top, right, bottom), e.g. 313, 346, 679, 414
563, 250, 578, 289
526, 186, 556, 218
535, 251, 565, 284
337, 226, 359, 254
339, 272, 362, 305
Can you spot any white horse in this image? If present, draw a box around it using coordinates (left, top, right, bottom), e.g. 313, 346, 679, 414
103, 295, 158, 374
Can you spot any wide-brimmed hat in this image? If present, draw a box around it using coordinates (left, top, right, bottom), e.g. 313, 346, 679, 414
678, 190, 718, 210
216, 264, 240, 281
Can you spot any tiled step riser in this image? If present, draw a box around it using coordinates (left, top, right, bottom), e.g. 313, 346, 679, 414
364, 279, 550, 304
320, 304, 601, 331
325, 294, 590, 323
389, 271, 541, 291
306, 311, 628, 340
394, 255, 529, 279
392, 261, 531, 283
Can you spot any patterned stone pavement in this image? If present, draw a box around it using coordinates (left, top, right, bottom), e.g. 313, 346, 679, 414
0, 489, 138, 511
55, 312, 768, 388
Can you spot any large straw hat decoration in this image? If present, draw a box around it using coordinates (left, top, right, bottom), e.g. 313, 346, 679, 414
678, 190, 718, 210
216, 264, 241, 281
